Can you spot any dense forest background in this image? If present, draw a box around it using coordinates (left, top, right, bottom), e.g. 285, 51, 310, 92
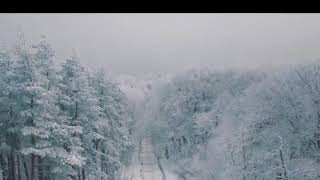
147, 65, 320, 180
1, 36, 320, 180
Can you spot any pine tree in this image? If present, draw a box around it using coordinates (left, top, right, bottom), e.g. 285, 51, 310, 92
0, 48, 15, 180
89, 68, 133, 180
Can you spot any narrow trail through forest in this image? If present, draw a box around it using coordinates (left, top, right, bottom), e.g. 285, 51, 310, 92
121, 134, 167, 180
139, 135, 155, 180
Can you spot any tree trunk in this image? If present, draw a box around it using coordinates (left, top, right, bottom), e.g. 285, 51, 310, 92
253, 162, 257, 180
279, 149, 288, 180
45, 163, 51, 180
74, 102, 78, 121
81, 168, 85, 180
7, 155, 11, 180
30, 94, 37, 180
16, 155, 21, 180
0, 154, 4, 180
157, 157, 166, 180
0, 153, 8, 180
0, 155, 3, 180
106, 150, 109, 176
22, 156, 29, 180
241, 133, 246, 180
96, 140, 101, 180
10, 152, 16, 180
165, 146, 169, 159
30, 142, 38, 180
69, 174, 77, 180
138, 140, 141, 164
38, 157, 43, 180
30, 154, 35, 180
101, 148, 105, 179
77, 171, 81, 180
69, 166, 77, 180
316, 112, 320, 163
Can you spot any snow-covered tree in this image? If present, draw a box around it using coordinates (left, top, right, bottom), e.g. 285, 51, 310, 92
0, 35, 134, 180
89, 69, 133, 180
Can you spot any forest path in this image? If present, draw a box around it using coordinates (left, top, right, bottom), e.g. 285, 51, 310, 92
139, 135, 155, 180
121, 135, 165, 180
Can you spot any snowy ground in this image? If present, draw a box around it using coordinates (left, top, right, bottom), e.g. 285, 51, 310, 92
121, 136, 163, 180
120, 136, 179, 180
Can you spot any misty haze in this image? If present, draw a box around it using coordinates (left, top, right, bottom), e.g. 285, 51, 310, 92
0, 13, 320, 180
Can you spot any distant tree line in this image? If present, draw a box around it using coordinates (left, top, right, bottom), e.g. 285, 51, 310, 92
152, 66, 320, 180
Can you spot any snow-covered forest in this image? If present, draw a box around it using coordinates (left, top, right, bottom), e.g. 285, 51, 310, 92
147, 67, 320, 180
1, 14, 320, 180
2, 36, 320, 180
0, 36, 134, 180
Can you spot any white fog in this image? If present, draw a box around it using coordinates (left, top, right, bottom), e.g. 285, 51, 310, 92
0, 13, 320, 180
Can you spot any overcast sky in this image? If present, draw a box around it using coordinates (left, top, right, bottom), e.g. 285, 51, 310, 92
1, 13, 320, 76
